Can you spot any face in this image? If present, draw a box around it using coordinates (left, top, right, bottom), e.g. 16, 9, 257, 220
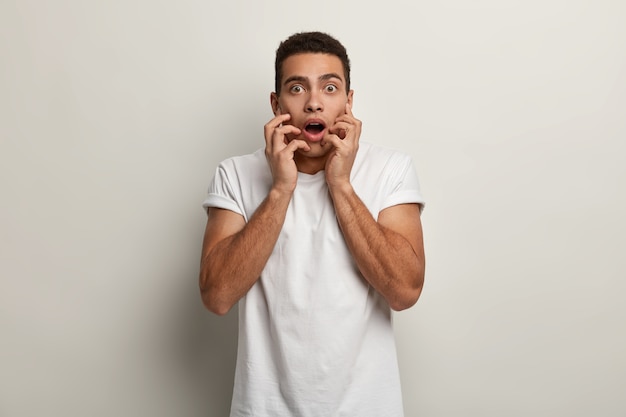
271, 53, 354, 160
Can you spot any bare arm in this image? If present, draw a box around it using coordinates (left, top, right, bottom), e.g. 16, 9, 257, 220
324, 104, 424, 310
199, 113, 309, 315
330, 185, 425, 311
199, 189, 291, 315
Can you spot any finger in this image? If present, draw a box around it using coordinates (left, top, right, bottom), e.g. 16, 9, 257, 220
273, 125, 301, 144
333, 116, 356, 132
322, 132, 343, 148
266, 123, 301, 150
264, 113, 292, 138
339, 103, 360, 126
286, 138, 311, 153
269, 126, 301, 153
334, 113, 360, 125
333, 112, 361, 142
329, 121, 352, 140
330, 121, 351, 133
271, 113, 292, 127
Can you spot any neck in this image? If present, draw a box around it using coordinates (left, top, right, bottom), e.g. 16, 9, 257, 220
295, 153, 328, 175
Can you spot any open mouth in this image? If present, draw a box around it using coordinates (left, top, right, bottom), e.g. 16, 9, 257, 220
304, 121, 326, 134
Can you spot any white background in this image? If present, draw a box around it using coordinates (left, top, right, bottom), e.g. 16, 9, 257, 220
1, 0, 625, 416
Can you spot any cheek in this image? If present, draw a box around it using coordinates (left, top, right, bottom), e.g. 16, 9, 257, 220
331, 103, 348, 118
333, 98, 349, 112
280, 99, 300, 114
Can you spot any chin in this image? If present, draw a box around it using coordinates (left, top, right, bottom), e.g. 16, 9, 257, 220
301, 141, 331, 157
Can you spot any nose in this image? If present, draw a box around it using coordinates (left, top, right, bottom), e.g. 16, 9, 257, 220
305, 90, 323, 113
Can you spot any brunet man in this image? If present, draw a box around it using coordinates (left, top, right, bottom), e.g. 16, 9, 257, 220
200, 31, 425, 417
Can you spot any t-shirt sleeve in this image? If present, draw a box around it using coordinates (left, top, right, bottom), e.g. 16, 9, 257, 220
201, 163, 244, 216
381, 153, 425, 213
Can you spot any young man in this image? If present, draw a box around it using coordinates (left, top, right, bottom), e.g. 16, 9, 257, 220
200, 32, 425, 417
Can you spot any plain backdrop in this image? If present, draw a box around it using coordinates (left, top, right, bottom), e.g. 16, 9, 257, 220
1, 0, 625, 416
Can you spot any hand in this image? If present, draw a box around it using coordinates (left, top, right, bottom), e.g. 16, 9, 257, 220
264, 113, 310, 194
324, 103, 362, 188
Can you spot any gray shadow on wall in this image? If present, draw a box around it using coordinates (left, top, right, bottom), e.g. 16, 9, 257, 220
171, 263, 239, 417
193, 306, 239, 416
169, 98, 267, 415
155, 202, 239, 416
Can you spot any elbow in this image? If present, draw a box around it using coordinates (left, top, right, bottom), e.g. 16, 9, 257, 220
199, 272, 235, 316
200, 287, 235, 316
207, 303, 233, 316
389, 273, 424, 312
389, 288, 422, 311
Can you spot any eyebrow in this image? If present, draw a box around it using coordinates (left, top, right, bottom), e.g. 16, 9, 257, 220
283, 73, 344, 86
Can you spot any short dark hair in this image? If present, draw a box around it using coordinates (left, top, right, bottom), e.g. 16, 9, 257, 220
274, 31, 351, 95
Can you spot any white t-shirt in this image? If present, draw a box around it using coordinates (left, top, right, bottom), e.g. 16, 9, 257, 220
203, 142, 425, 417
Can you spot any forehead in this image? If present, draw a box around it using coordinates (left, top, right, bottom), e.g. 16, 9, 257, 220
281, 53, 345, 83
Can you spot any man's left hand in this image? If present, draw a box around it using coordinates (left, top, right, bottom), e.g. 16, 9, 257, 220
324, 103, 362, 189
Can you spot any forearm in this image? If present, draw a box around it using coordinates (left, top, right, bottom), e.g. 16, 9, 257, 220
329, 183, 424, 311
200, 188, 291, 315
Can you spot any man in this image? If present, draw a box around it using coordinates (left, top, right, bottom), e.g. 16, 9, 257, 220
200, 31, 425, 417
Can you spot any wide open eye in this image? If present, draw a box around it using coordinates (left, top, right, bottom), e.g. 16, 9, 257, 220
290, 85, 304, 94
324, 84, 338, 93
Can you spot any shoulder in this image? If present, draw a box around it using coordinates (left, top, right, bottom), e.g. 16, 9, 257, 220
214, 148, 270, 183
217, 148, 266, 172
211, 148, 271, 190
355, 141, 413, 169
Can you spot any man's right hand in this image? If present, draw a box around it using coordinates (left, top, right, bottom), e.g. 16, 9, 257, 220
264, 113, 310, 194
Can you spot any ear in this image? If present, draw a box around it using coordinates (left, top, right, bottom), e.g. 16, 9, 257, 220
347, 90, 354, 108
270, 92, 281, 116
